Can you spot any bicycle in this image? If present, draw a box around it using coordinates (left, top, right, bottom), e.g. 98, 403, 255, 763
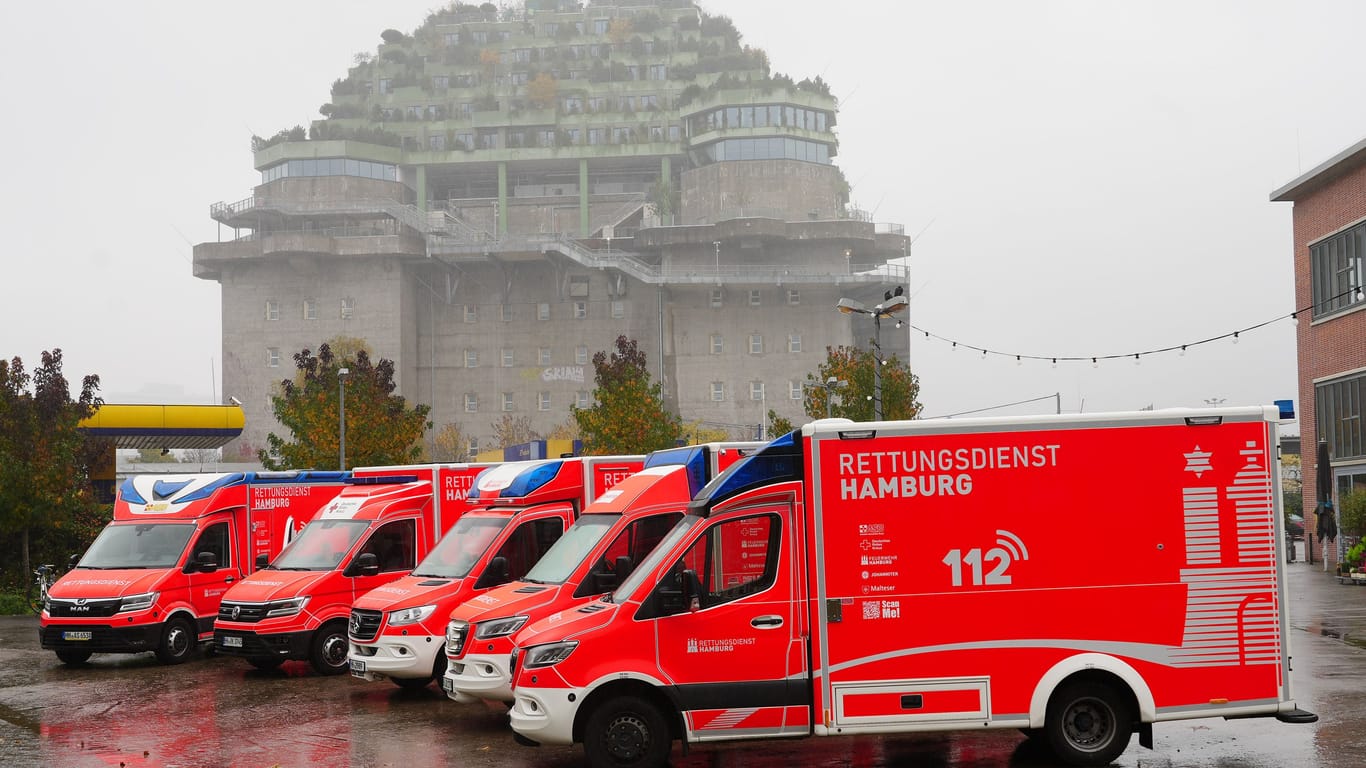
28, 564, 57, 615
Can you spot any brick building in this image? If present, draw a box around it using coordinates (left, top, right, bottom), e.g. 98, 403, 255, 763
193, 0, 910, 458
1271, 137, 1366, 565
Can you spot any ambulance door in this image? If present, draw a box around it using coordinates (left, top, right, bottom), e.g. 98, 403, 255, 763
645, 502, 807, 742
185, 520, 241, 637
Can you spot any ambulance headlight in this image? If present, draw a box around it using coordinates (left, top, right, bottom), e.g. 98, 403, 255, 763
523, 640, 578, 669
474, 615, 529, 639
265, 596, 309, 618
388, 604, 436, 626
118, 592, 158, 612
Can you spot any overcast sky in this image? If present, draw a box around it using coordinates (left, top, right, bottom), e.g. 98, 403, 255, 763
4, 1, 1364, 433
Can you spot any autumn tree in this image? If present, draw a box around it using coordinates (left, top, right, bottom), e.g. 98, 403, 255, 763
546, 417, 579, 441
0, 350, 103, 582
804, 345, 922, 422
573, 336, 681, 455
491, 413, 539, 449
680, 421, 728, 445
766, 409, 795, 439
428, 422, 469, 462
259, 343, 431, 470
527, 72, 559, 109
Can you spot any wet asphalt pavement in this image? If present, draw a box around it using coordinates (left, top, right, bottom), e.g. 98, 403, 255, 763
3, 545, 1365, 768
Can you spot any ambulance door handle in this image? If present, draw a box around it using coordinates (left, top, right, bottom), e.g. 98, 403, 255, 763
751, 615, 783, 629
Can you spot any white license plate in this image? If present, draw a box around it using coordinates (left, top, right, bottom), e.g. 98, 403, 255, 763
442, 676, 454, 693
222, 635, 243, 648
350, 659, 366, 673
62, 631, 92, 641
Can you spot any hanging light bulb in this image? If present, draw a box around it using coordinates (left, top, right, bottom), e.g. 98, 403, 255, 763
952, 342, 957, 352
1180, 345, 1187, 357
1134, 354, 1141, 365
1016, 355, 1022, 366
1091, 357, 1098, 368
1291, 312, 1299, 326
1051, 358, 1057, 369
1232, 332, 1240, 344
1357, 285, 1364, 301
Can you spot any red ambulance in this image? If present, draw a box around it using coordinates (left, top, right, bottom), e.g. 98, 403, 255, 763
507, 408, 1317, 768
40, 470, 349, 666
443, 443, 761, 704
347, 455, 643, 689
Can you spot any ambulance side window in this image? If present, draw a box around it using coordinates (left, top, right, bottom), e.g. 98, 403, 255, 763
193, 522, 231, 568
361, 519, 417, 573
644, 513, 779, 617
575, 513, 682, 599
495, 518, 564, 580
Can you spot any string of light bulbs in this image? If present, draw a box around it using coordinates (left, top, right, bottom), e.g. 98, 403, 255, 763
906, 284, 1364, 367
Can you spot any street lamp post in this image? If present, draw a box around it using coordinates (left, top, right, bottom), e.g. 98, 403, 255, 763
836, 287, 907, 421
712, 240, 721, 274
338, 367, 350, 471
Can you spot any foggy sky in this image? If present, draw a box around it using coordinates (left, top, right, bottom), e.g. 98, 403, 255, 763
4, 0, 1364, 434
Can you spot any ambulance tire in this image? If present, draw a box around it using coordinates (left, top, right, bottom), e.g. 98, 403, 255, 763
247, 657, 285, 670
55, 648, 92, 666
392, 653, 446, 690
154, 616, 197, 665
583, 694, 671, 768
1045, 679, 1134, 767
310, 621, 350, 676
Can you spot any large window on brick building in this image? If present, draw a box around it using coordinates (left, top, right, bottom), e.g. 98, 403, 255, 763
1311, 221, 1365, 320
1318, 372, 1365, 462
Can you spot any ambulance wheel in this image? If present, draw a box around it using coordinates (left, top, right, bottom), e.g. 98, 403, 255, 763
55, 648, 92, 665
1045, 679, 1134, 767
247, 656, 285, 670
310, 621, 350, 676
583, 694, 671, 768
154, 616, 197, 665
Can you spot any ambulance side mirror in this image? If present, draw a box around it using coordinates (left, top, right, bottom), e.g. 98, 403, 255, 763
68, 553, 80, 571
475, 556, 510, 590
190, 551, 219, 573
347, 552, 381, 577
681, 568, 702, 613
255, 553, 269, 570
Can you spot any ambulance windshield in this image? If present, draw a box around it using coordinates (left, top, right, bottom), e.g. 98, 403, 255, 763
79, 523, 196, 569
271, 519, 368, 570
610, 515, 701, 602
523, 514, 616, 584
412, 515, 510, 578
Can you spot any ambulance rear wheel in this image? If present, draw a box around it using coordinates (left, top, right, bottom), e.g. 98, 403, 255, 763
154, 616, 197, 665
1045, 679, 1134, 767
55, 648, 92, 665
310, 621, 350, 676
583, 694, 671, 768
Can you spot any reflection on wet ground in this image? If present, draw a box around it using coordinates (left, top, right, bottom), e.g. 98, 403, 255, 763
2, 558, 1364, 767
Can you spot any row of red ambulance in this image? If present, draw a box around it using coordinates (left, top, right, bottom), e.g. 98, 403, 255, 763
38, 409, 1317, 767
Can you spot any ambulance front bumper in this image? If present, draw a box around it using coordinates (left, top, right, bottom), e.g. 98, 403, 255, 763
445, 651, 514, 702
510, 686, 579, 746
348, 635, 442, 681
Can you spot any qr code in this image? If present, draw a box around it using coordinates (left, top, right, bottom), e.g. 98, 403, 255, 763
862, 601, 880, 620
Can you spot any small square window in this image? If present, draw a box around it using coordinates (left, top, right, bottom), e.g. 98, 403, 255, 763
610, 300, 624, 319
264, 300, 280, 321
538, 303, 551, 321
789, 381, 802, 400
538, 392, 551, 411
788, 334, 802, 353
750, 382, 765, 401
576, 391, 590, 408
466, 438, 479, 457
465, 349, 479, 368
266, 347, 280, 368
340, 297, 355, 319
464, 393, 478, 412
787, 289, 800, 305
748, 289, 762, 307
574, 301, 587, 319
576, 346, 589, 365
749, 334, 763, 354
501, 349, 514, 367
464, 304, 478, 323
502, 392, 515, 412
539, 348, 551, 365
710, 288, 723, 308
500, 304, 514, 322
710, 382, 724, 402
710, 334, 723, 355
303, 298, 317, 320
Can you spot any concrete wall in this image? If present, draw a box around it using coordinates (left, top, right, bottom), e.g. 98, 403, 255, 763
679, 160, 844, 225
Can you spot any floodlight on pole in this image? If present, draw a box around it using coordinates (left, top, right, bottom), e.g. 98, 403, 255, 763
835, 287, 907, 421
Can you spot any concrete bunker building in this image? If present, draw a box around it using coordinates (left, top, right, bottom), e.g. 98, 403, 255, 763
194, 0, 910, 457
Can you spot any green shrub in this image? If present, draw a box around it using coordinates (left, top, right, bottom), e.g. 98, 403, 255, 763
0, 592, 30, 616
